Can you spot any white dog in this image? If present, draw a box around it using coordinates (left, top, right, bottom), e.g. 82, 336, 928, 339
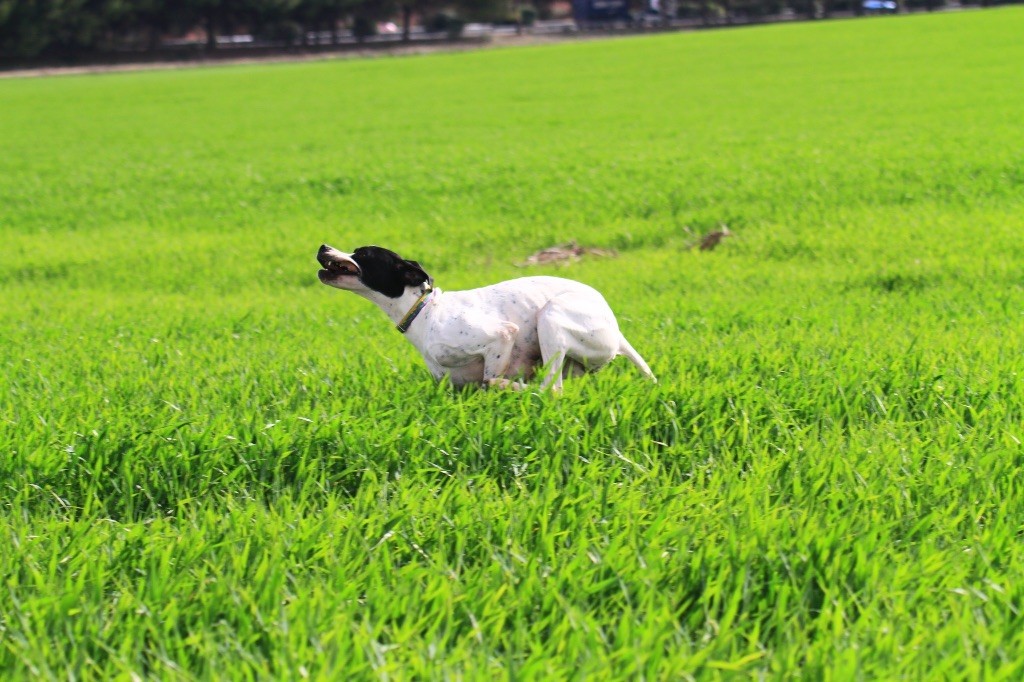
317, 244, 655, 390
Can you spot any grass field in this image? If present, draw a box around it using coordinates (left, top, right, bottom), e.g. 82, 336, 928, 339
2, 7, 1024, 679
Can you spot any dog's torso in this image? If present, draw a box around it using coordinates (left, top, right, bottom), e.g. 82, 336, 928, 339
405, 276, 618, 386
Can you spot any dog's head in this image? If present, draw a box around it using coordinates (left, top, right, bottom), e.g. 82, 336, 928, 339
317, 244, 432, 298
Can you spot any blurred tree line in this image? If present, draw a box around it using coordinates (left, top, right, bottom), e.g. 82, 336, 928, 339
0, 0, 521, 59
675, 0, 1011, 25
0, 0, 1015, 61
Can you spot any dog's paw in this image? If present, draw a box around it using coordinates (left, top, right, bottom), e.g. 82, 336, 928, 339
486, 378, 526, 391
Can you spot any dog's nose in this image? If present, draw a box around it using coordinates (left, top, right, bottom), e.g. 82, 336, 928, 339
318, 244, 331, 257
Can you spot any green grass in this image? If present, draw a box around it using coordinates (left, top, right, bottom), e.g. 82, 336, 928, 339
3, 8, 1024, 679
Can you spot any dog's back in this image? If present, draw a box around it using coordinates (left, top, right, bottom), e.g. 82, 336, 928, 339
448, 276, 611, 325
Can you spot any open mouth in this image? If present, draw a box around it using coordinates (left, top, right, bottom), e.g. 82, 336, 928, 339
317, 250, 361, 281
318, 260, 360, 277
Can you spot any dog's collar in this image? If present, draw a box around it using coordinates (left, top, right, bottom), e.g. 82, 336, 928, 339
396, 284, 433, 333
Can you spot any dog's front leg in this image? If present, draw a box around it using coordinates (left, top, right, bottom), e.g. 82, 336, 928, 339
427, 319, 522, 390
481, 321, 520, 389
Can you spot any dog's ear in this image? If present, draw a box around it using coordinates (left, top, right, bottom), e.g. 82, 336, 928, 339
403, 259, 433, 288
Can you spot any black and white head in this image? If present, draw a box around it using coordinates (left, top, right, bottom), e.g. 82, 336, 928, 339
317, 244, 432, 298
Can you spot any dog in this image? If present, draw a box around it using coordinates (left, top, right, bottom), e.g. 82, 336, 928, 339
317, 244, 655, 390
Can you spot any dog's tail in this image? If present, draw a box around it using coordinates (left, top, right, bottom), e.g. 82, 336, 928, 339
618, 334, 656, 382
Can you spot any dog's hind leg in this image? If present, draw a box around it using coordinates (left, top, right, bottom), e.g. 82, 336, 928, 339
537, 294, 620, 391
537, 301, 571, 391
539, 349, 568, 392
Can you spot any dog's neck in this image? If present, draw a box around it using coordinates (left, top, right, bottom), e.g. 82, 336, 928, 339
353, 284, 438, 332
